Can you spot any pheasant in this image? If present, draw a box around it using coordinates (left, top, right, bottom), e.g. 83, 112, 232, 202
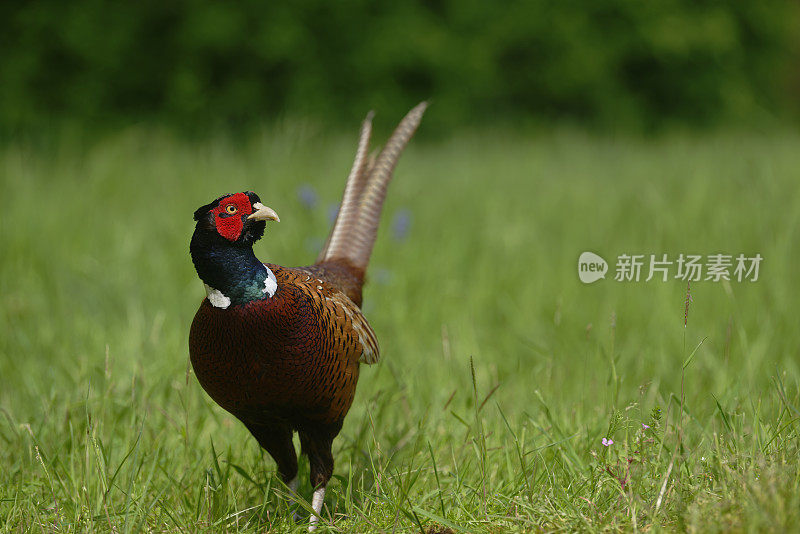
188, 103, 426, 530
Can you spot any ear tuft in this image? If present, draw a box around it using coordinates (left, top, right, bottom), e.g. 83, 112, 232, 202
193, 194, 227, 221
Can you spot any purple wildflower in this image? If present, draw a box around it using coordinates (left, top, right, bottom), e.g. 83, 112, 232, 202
297, 185, 318, 210
602, 437, 614, 447
327, 203, 340, 224
642, 423, 651, 430
391, 209, 412, 242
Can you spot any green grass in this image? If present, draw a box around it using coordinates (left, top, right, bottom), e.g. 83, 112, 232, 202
1, 125, 799, 532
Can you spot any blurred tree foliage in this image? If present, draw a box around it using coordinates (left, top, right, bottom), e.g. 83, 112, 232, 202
1, 0, 798, 133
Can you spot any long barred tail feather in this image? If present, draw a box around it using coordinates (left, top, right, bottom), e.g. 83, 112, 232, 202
317, 112, 374, 263
317, 102, 427, 274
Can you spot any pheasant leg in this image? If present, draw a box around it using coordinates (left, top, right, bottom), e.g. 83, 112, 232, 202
308, 485, 326, 531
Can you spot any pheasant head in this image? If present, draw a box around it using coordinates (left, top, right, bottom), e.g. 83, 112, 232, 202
190, 192, 280, 308
193, 191, 279, 245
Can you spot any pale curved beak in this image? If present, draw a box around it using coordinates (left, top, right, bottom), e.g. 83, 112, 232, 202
248, 202, 280, 222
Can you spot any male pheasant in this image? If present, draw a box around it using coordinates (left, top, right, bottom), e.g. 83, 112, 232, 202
188, 103, 426, 530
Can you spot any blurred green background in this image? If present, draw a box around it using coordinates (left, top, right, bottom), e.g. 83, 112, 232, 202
2, 0, 799, 133
3, 2, 800, 531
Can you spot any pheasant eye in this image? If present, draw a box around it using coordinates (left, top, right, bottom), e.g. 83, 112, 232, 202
225, 204, 238, 214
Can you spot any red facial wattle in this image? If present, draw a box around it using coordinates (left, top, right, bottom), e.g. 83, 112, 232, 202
211, 193, 254, 241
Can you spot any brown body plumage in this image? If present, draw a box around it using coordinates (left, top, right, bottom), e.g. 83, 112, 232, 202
191, 263, 377, 426
188, 103, 426, 530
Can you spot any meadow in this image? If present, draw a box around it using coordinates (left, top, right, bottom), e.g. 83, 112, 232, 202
1, 123, 799, 532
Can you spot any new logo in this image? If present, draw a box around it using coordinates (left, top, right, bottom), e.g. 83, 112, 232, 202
578, 252, 608, 283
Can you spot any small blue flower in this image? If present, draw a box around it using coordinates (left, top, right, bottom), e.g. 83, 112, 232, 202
391, 209, 412, 242
327, 203, 340, 224
297, 185, 318, 210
